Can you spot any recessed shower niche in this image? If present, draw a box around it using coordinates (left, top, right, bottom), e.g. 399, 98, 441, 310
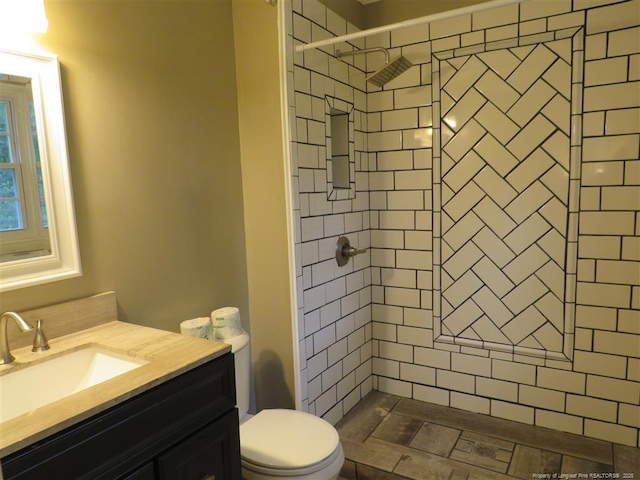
325, 96, 355, 200
431, 28, 585, 361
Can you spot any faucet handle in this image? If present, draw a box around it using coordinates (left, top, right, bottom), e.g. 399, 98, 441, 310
32, 319, 50, 352
335, 236, 368, 267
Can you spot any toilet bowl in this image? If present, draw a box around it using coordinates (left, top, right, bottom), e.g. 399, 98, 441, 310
240, 409, 344, 479
223, 331, 344, 480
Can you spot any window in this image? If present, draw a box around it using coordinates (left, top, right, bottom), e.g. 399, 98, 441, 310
0, 78, 49, 257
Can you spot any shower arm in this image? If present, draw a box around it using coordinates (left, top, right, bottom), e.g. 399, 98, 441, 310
336, 47, 390, 65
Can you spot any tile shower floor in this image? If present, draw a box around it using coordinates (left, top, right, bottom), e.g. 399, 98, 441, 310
336, 392, 640, 480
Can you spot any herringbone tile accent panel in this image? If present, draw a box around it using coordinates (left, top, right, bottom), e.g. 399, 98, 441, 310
432, 34, 583, 357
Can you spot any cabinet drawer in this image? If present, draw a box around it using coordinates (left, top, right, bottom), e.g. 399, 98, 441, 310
3, 353, 236, 480
157, 410, 241, 480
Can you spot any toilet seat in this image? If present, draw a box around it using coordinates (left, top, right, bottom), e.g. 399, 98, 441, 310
240, 409, 342, 476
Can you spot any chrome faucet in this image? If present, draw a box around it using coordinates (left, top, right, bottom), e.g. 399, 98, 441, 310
0, 312, 34, 364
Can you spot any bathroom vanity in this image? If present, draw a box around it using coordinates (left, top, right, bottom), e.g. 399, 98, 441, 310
0, 293, 242, 480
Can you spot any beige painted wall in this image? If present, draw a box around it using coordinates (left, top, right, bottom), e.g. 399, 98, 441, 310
231, 0, 296, 410
1, 0, 250, 335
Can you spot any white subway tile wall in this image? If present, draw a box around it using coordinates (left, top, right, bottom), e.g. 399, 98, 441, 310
289, 0, 374, 421
286, 0, 640, 447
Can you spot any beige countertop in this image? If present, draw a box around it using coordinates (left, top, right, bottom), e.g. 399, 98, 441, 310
0, 320, 230, 458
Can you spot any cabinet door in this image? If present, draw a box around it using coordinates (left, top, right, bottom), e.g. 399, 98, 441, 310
157, 410, 241, 480
120, 463, 155, 480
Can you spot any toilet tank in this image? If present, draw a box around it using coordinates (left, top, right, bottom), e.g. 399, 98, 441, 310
221, 330, 251, 421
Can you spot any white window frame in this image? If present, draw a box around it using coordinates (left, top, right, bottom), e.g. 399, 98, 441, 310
0, 81, 49, 255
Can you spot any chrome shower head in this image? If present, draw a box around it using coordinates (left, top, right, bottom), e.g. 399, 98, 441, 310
366, 55, 413, 87
336, 47, 414, 87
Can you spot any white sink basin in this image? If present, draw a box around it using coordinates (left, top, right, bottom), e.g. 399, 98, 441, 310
0, 346, 148, 423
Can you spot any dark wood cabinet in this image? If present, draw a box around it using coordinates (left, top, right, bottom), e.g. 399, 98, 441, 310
2, 353, 242, 480
121, 463, 155, 480
157, 410, 240, 480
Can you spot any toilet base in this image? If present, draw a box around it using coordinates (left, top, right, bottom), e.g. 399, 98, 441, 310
241, 443, 344, 480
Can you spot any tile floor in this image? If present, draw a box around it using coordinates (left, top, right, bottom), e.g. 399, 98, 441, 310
336, 391, 640, 480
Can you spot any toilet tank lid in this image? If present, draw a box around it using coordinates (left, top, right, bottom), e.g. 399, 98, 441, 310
240, 409, 339, 470
221, 330, 250, 353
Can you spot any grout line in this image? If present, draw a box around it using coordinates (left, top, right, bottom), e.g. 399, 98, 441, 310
505, 442, 518, 478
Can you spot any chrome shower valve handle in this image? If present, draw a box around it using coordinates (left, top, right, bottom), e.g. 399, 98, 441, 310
336, 236, 368, 267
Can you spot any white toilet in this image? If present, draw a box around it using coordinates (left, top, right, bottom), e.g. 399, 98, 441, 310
223, 331, 345, 480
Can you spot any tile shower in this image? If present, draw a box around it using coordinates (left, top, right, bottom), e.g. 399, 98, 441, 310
286, 0, 640, 448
